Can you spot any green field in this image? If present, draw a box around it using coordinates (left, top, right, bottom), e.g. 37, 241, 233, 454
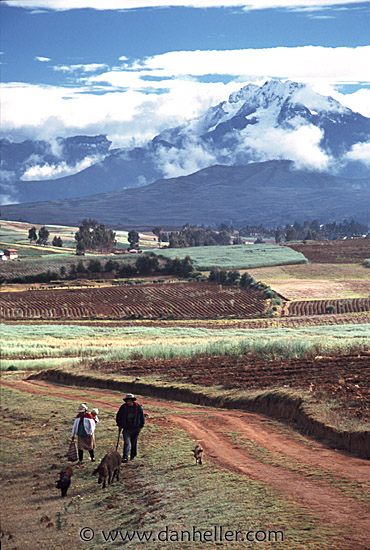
2, 323, 369, 365
1, 385, 348, 550
152, 244, 308, 270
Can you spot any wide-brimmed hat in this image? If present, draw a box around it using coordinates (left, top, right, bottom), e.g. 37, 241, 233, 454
91, 408, 99, 415
123, 393, 136, 401
77, 403, 88, 412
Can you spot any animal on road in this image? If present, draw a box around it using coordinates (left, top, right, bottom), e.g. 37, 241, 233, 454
92, 451, 121, 488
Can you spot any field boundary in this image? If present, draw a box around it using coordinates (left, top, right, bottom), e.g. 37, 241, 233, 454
28, 368, 370, 459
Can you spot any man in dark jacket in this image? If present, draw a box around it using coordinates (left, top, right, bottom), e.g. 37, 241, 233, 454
116, 393, 145, 462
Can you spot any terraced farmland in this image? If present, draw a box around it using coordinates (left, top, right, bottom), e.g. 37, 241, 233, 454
284, 297, 370, 317
0, 281, 267, 320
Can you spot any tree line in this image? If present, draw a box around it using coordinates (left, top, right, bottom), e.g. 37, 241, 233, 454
28, 226, 63, 247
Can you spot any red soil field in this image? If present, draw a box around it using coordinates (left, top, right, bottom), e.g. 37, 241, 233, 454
96, 351, 370, 420
0, 281, 267, 320
284, 297, 370, 317
286, 239, 370, 263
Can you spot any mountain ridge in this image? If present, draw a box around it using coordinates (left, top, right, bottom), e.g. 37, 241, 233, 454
2, 160, 369, 229
2, 79, 369, 206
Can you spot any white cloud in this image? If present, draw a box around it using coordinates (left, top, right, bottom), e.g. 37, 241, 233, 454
54, 63, 108, 73
155, 136, 217, 178
136, 46, 370, 83
345, 141, 370, 166
235, 124, 331, 169
35, 56, 51, 62
337, 89, 370, 118
4, 0, 370, 11
20, 155, 104, 180
0, 80, 242, 147
2, 47, 369, 148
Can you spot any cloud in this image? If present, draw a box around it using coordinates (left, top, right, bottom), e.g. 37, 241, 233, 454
0, 80, 242, 147
234, 124, 331, 169
155, 135, 217, 178
135, 46, 370, 83
4, 0, 370, 11
2, 47, 369, 149
336, 89, 370, 118
20, 155, 104, 180
345, 141, 370, 166
35, 56, 51, 62
54, 63, 108, 73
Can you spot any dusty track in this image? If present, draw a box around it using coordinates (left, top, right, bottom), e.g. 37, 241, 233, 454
2, 378, 370, 549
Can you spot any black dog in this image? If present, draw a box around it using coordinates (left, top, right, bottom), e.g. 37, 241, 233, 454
56, 465, 73, 497
192, 444, 203, 465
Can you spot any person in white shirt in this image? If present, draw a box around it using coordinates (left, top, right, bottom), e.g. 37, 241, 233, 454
71, 403, 96, 467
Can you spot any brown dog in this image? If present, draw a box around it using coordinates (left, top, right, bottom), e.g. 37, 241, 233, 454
192, 444, 203, 465
56, 465, 73, 498
92, 451, 121, 488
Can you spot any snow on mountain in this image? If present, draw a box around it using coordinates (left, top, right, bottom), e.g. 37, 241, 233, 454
152, 79, 367, 176
1, 80, 369, 205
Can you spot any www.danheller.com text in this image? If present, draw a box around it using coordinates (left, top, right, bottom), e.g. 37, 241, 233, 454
79, 525, 285, 543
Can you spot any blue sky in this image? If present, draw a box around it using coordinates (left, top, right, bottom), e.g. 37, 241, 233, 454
1, 0, 370, 146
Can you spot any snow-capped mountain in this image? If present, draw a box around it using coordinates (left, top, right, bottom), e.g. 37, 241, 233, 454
154, 79, 370, 172
1, 80, 369, 205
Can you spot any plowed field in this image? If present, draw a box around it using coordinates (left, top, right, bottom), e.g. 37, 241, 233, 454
0, 281, 267, 320
286, 239, 370, 263
96, 352, 370, 420
284, 297, 370, 316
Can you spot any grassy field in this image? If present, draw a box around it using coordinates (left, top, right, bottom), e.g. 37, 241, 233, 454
248, 264, 370, 299
2, 323, 369, 364
0, 220, 157, 260
0, 384, 352, 550
151, 244, 308, 270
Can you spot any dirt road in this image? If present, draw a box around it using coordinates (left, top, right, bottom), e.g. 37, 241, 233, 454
2, 378, 370, 549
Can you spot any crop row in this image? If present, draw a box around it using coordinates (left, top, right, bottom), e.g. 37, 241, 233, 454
0, 282, 267, 320
284, 298, 370, 317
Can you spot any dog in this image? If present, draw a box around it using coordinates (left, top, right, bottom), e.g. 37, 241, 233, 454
192, 444, 203, 465
56, 465, 73, 498
92, 451, 121, 488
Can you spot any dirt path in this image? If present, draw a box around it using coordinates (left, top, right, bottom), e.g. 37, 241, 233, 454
2, 378, 370, 548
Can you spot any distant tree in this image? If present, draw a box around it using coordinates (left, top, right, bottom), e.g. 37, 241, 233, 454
37, 226, 49, 245
104, 259, 119, 273
87, 259, 102, 273
128, 229, 140, 250
136, 254, 159, 274
60, 266, 67, 277
226, 270, 240, 285
76, 240, 85, 255
75, 218, 116, 253
285, 226, 297, 242
28, 227, 37, 243
52, 236, 63, 247
76, 261, 86, 274
152, 226, 163, 245
274, 229, 284, 243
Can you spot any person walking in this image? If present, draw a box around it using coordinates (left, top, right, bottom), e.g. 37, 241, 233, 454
71, 403, 96, 467
116, 393, 145, 463
91, 408, 100, 424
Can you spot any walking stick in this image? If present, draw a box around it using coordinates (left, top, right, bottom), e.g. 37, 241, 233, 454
116, 427, 122, 451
